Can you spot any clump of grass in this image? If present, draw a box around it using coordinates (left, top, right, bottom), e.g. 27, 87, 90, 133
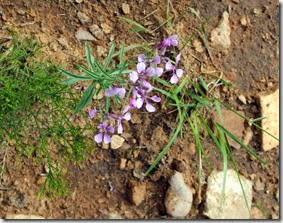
0, 35, 93, 197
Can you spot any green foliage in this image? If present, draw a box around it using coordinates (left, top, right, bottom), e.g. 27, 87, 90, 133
60, 42, 133, 114
0, 36, 93, 197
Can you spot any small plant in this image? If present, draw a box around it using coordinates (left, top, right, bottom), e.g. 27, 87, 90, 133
60, 29, 278, 215
0, 35, 93, 197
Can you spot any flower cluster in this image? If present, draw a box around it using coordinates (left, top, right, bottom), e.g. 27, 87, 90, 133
89, 34, 184, 144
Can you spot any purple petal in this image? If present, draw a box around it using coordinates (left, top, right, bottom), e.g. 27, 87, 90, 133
176, 69, 183, 78
88, 108, 97, 119
142, 80, 152, 90
105, 87, 117, 97
117, 87, 126, 99
170, 74, 179, 84
145, 67, 155, 77
169, 34, 178, 40
169, 34, 178, 46
117, 120, 123, 134
155, 67, 163, 77
94, 133, 103, 143
107, 126, 115, 134
146, 102, 156, 112
130, 71, 139, 83
123, 112, 131, 121
150, 96, 161, 103
130, 98, 137, 108
98, 122, 107, 130
110, 114, 118, 119
122, 105, 130, 115
138, 54, 146, 62
176, 53, 181, 64
166, 61, 175, 71
152, 56, 161, 64
103, 133, 112, 144
137, 62, 146, 73
162, 38, 171, 47
136, 98, 144, 109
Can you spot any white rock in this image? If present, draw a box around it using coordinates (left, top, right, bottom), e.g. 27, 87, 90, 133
205, 169, 252, 219
5, 214, 45, 219
238, 94, 247, 104
165, 172, 193, 218
258, 89, 279, 151
76, 0, 83, 3
75, 28, 95, 41
211, 11, 231, 49
111, 135, 125, 149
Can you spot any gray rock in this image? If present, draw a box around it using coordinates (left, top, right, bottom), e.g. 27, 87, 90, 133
165, 172, 193, 218
75, 28, 95, 41
205, 169, 252, 219
211, 11, 231, 49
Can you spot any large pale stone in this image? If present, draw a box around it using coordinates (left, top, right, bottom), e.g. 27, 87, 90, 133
259, 89, 279, 151
211, 11, 231, 49
205, 169, 252, 219
165, 172, 193, 218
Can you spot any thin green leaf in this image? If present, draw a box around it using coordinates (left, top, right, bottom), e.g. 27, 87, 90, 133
225, 139, 250, 216
166, 0, 173, 30
187, 91, 212, 109
214, 99, 223, 124
112, 44, 141, 58
85, 42, 95, 71
119, 43, 124, 65
74, 82, 96, 114
77, 65, 102, 79
105, 97, 110, 113
153, 76, 172, 88
215, 122, 266, 164
189, 7, 201, 21
198, 76, 208, 91
216, 126, 228, 214
175, 77, 188, 94
103, 42, 116, 70
118, 16, 153, 34
153, 87, 174, 100
58, 68, 93, 80
61, 77, 81, 85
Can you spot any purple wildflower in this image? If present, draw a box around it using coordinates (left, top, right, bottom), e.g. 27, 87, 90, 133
105, 86, 126, 99
165, 54, 183, 84
88, 108, 97, 119
135, 89, 161, 112
138, 54, 161, 65
157, 34, 178, 55
111, 106, 131, 134
94, 122, 114, 144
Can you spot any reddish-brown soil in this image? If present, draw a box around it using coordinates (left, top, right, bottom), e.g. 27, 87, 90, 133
0, 0, 279, 219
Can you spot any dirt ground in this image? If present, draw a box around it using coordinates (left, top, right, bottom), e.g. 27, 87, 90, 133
0, 0, 279, 219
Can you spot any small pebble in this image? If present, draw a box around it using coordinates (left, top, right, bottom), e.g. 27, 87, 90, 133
122, 3, 130, 14
129, 181, 147, 206
238, 94, 247, 104
111, 135, 125, 149
119, 158, 127, 169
